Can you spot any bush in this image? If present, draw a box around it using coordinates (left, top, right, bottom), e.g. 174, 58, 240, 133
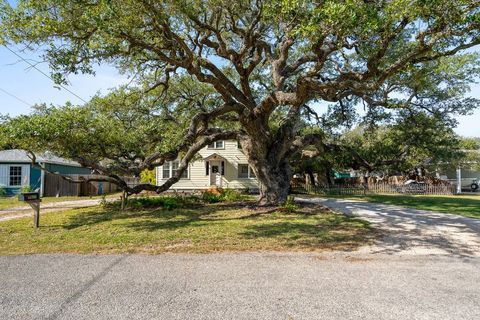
106, 189, 246, 210
201, 189, 245, 203
201, 191, 223, 203
129, 196, 183, 210
279, 196, 299, 213
20, 185, 31, 193
140, 169, 156, 185
107, 193, 203, 210
219, 189, 244, 202
0, 185, 6, 197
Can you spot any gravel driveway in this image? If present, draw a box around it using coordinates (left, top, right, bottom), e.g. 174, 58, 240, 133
0, 199, 110, 222
299, 197, 480, 257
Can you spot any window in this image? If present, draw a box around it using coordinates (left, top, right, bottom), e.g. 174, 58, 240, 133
162, 162, 171, 179
207, 141, 224, 149
9, 166, 22, 186
238, 164, 254, 179
172, 161, 188, 179
162, 161, 188, 179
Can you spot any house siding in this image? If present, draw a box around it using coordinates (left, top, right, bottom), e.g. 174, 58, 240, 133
0, 163, 31, 195
157, 140, 258, 190
0, 163, 91, 196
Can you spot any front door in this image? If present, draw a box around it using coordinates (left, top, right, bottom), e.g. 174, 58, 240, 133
210, 165, 219, 186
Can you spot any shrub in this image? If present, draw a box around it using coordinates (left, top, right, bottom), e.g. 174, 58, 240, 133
130, 196, 183, 210
20, 185, 31, 193
0, 185, 6, 197
201, 191, 223, 203
106, 189, 245, 210
219, 189, 244, 202
201, 188, 245, 203
107, 193, 203, 210
279, 196, 299, 213
100, 194, 108, 208
140, 169, 156, 185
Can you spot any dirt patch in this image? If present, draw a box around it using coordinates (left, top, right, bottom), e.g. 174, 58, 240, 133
344, 256, 374, 263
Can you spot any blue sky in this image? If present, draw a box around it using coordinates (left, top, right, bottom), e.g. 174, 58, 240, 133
0, 44, 479, 137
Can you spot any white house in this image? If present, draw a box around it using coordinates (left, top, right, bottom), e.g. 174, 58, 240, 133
156, 140, 259, 191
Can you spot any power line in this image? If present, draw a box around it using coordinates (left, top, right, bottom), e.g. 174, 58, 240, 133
0, 87, 32, 107
3, 45, 88, 103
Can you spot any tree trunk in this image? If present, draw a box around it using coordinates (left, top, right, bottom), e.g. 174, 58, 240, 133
254, 160, 292, 206
239, 110, 299, 206
305, 168, 316, 187
241, 137, 293, 206
120, 190, 127, 211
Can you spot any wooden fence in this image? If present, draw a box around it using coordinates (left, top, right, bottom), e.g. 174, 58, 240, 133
43, 173, 141, 197
291, 182, 457, 196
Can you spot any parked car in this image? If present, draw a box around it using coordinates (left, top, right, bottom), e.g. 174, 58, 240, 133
395, 180, 426, 194
472, 178, 479, 192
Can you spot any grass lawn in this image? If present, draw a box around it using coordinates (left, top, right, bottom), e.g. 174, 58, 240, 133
0, 194, 117, 210
316, 194, 480, 219
0, 201, 374, 255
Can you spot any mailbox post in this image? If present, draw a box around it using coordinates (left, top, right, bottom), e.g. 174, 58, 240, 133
18, 192, 42, 228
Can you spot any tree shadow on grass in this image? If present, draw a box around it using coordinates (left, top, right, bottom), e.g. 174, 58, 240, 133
239, 215, 375, 250
63, 206, 208, 230
63, 202, 261, 230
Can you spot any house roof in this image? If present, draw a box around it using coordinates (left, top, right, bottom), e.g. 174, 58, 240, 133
203, 153, 227, 161
0, 149, 83, 167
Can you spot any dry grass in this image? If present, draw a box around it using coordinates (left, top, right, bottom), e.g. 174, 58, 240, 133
0, 201, 375, 255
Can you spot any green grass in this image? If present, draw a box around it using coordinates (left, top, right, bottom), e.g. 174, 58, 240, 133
0, 202, 374, 255
315, 194, 480, 219
0, 194, 117, 210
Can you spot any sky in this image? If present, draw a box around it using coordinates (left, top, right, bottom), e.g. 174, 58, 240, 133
0, 44, 479, 137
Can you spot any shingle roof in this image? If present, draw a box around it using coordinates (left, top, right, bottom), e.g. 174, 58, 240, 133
0, 149, 82, 167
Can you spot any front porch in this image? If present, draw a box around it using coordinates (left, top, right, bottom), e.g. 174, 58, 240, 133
204, 153, 226, 188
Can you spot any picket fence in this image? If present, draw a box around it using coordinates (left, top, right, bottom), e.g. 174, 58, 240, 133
291, 182, 457, 196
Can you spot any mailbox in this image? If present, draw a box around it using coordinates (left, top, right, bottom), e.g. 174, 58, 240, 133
18, 192, 40, 202
18, 192, 41, 228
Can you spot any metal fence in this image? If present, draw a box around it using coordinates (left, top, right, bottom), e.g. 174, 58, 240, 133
291, 182, 457, 196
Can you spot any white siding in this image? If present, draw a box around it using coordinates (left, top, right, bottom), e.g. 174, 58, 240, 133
157, 140, 258, 190
0, 165, 7, 187
0, 164, 30, 187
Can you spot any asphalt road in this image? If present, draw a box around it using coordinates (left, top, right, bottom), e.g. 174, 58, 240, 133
0, 253, 479, 320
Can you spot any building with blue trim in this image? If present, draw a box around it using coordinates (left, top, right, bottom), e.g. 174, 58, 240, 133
0, 149, 91, 197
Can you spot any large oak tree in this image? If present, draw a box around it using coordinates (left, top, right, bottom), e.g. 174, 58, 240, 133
1, 0, 479, 205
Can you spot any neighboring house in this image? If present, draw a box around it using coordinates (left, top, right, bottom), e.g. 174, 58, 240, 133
0, 149, 91, 196
156, 140, 258, 191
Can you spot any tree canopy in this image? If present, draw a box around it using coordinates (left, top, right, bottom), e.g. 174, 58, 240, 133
1, 0, 479, 204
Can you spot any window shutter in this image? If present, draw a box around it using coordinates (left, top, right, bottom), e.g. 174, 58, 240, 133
221, 161, 225, 175
205, 161, 209, 175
